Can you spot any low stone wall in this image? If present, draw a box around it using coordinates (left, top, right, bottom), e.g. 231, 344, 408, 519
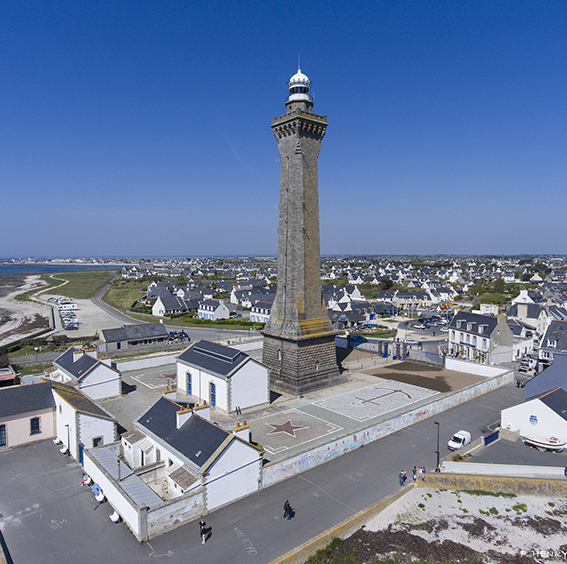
441, 461, 567, 479
269, 486, 413, 564
115, 353, 179, 372
145, 489, 204, 539
445, 358, 509, 377
420, 472, 567, 496
263, 367, 514, 487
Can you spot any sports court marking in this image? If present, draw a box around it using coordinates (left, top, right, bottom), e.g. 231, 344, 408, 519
248, 408, 342, 455
313, 380, 438, 422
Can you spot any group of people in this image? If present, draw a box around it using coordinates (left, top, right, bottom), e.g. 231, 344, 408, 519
399, 466, 427, 486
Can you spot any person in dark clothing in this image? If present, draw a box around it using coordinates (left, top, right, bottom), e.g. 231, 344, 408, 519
283, 500, 292, 520
199, 517, 207, 544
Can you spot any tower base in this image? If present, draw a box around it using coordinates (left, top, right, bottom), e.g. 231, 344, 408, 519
262, 333, 344, 396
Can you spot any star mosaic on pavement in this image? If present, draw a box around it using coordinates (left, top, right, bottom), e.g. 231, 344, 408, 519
266, 420, 309, 438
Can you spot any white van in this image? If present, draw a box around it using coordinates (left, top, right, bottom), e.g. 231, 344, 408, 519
447, 430, 471, 451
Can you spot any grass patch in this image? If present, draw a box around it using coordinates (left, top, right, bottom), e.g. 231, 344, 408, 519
548, 502, 556, 508
103, 286, 144, 312
16, 363, 52, 376
460, 490, 516, 498
512, 503, 527, 514
489, 507, 498, 515
305, 537, 344, 563
48, 271, 116, 299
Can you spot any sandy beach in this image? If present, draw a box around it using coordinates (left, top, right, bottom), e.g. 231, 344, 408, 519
0, 274, 52, 347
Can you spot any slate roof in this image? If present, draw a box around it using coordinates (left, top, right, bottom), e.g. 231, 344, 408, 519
169, 466, 198, 489
0, 382, 55, 418
449, 311, 498, 336
508, 303, 544, 320
54, 348, 99, 380
537, 387, 567, 422
51, 382, 115, 420
101, 322, 169, 343
525, 353, 567, 400
136, 397, 230, 468
177, 340, 248, 378
541, 320, 567, 351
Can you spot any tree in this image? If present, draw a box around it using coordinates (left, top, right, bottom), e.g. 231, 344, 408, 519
493, 277, 505, 293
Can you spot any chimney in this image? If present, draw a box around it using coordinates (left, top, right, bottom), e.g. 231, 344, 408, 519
176, 404, 193, 429
193, 401, 210, 421
232, 421, 250, 442
517, 303, 528, 319
73, 348, 84, 363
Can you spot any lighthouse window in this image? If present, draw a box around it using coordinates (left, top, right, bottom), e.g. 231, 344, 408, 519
290, 86, 308, 94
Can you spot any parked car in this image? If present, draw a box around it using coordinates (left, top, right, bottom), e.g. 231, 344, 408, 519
413, 324, 425, 329
403, 338, 419, 345
448, 430, 471, 451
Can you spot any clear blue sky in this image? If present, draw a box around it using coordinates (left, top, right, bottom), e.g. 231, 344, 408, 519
2, 1, 565, 258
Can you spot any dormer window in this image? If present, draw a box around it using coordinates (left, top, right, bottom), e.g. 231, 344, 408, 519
478, 325, 487, 334
548, 339, 557, 348
467, 322, 476, 331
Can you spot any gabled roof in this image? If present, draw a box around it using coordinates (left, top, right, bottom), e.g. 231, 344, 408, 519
541, 320, 567, 351
101, 322, 169, 343
449, 311, 499, 335
136, 397, 230, 468
0, 382, 55, 418
54, 348, 99, 380
51, 382, 115, 420
177, 340, 249, 378
508, 303, 545, 319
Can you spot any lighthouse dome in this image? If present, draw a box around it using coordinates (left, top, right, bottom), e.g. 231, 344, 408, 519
287, 67, 313, 103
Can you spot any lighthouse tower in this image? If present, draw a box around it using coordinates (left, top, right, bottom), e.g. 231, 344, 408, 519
262, 68, 343, 396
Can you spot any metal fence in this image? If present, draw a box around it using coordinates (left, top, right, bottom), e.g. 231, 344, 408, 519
406, 349, 444, 366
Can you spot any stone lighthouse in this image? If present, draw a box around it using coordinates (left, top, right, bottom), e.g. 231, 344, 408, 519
262, 67, 343, 396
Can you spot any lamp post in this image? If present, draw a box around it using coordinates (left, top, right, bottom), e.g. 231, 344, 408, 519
65, 424, 70, 456
434, 421, 440, 469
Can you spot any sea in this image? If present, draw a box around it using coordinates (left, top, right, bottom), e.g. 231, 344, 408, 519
0, 264, 121, 274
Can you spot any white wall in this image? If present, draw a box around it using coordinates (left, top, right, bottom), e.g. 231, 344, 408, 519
79, 414, 116, 449
205, 439, 261, 511
79, 364, 121, 400
445, 358, 509, 377
501, 400, 567, 441
54, 394, 79, 458
231, 360, 269, 411
83, 451, 141, 538
117, 353, 177, 372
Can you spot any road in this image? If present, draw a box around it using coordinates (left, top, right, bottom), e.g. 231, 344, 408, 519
1, 382, 525, 564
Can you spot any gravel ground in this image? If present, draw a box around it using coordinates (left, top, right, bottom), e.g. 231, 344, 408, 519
330, 486, 567, 563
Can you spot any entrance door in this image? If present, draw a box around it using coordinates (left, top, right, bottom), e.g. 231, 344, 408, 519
187, 372, 192, 395
210, 382, 216, 407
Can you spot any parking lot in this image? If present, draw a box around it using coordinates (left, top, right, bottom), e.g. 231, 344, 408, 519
0, 440, 143, 564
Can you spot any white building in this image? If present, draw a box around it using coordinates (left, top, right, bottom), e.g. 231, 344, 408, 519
501, 387, 567, 447
121, 397, 262, 510
197, 300, 230, 321
176, 340, 269, 413
49, 346, 121, 400
52, 382, 117, 461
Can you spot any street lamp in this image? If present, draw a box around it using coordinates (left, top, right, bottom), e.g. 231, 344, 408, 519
434, 421, 440, 469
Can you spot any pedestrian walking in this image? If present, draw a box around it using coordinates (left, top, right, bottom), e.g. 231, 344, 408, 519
399, 470, 404, 487
199, 517, 207, 544
418, 466, 423, 481
421, 466, 426, 481
283, 500, 292, 520
402, 469, 407, 484
412, 466, 417, 483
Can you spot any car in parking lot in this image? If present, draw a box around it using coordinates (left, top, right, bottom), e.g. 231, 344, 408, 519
413, 323, 426, 329
403, 338, 419, 345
